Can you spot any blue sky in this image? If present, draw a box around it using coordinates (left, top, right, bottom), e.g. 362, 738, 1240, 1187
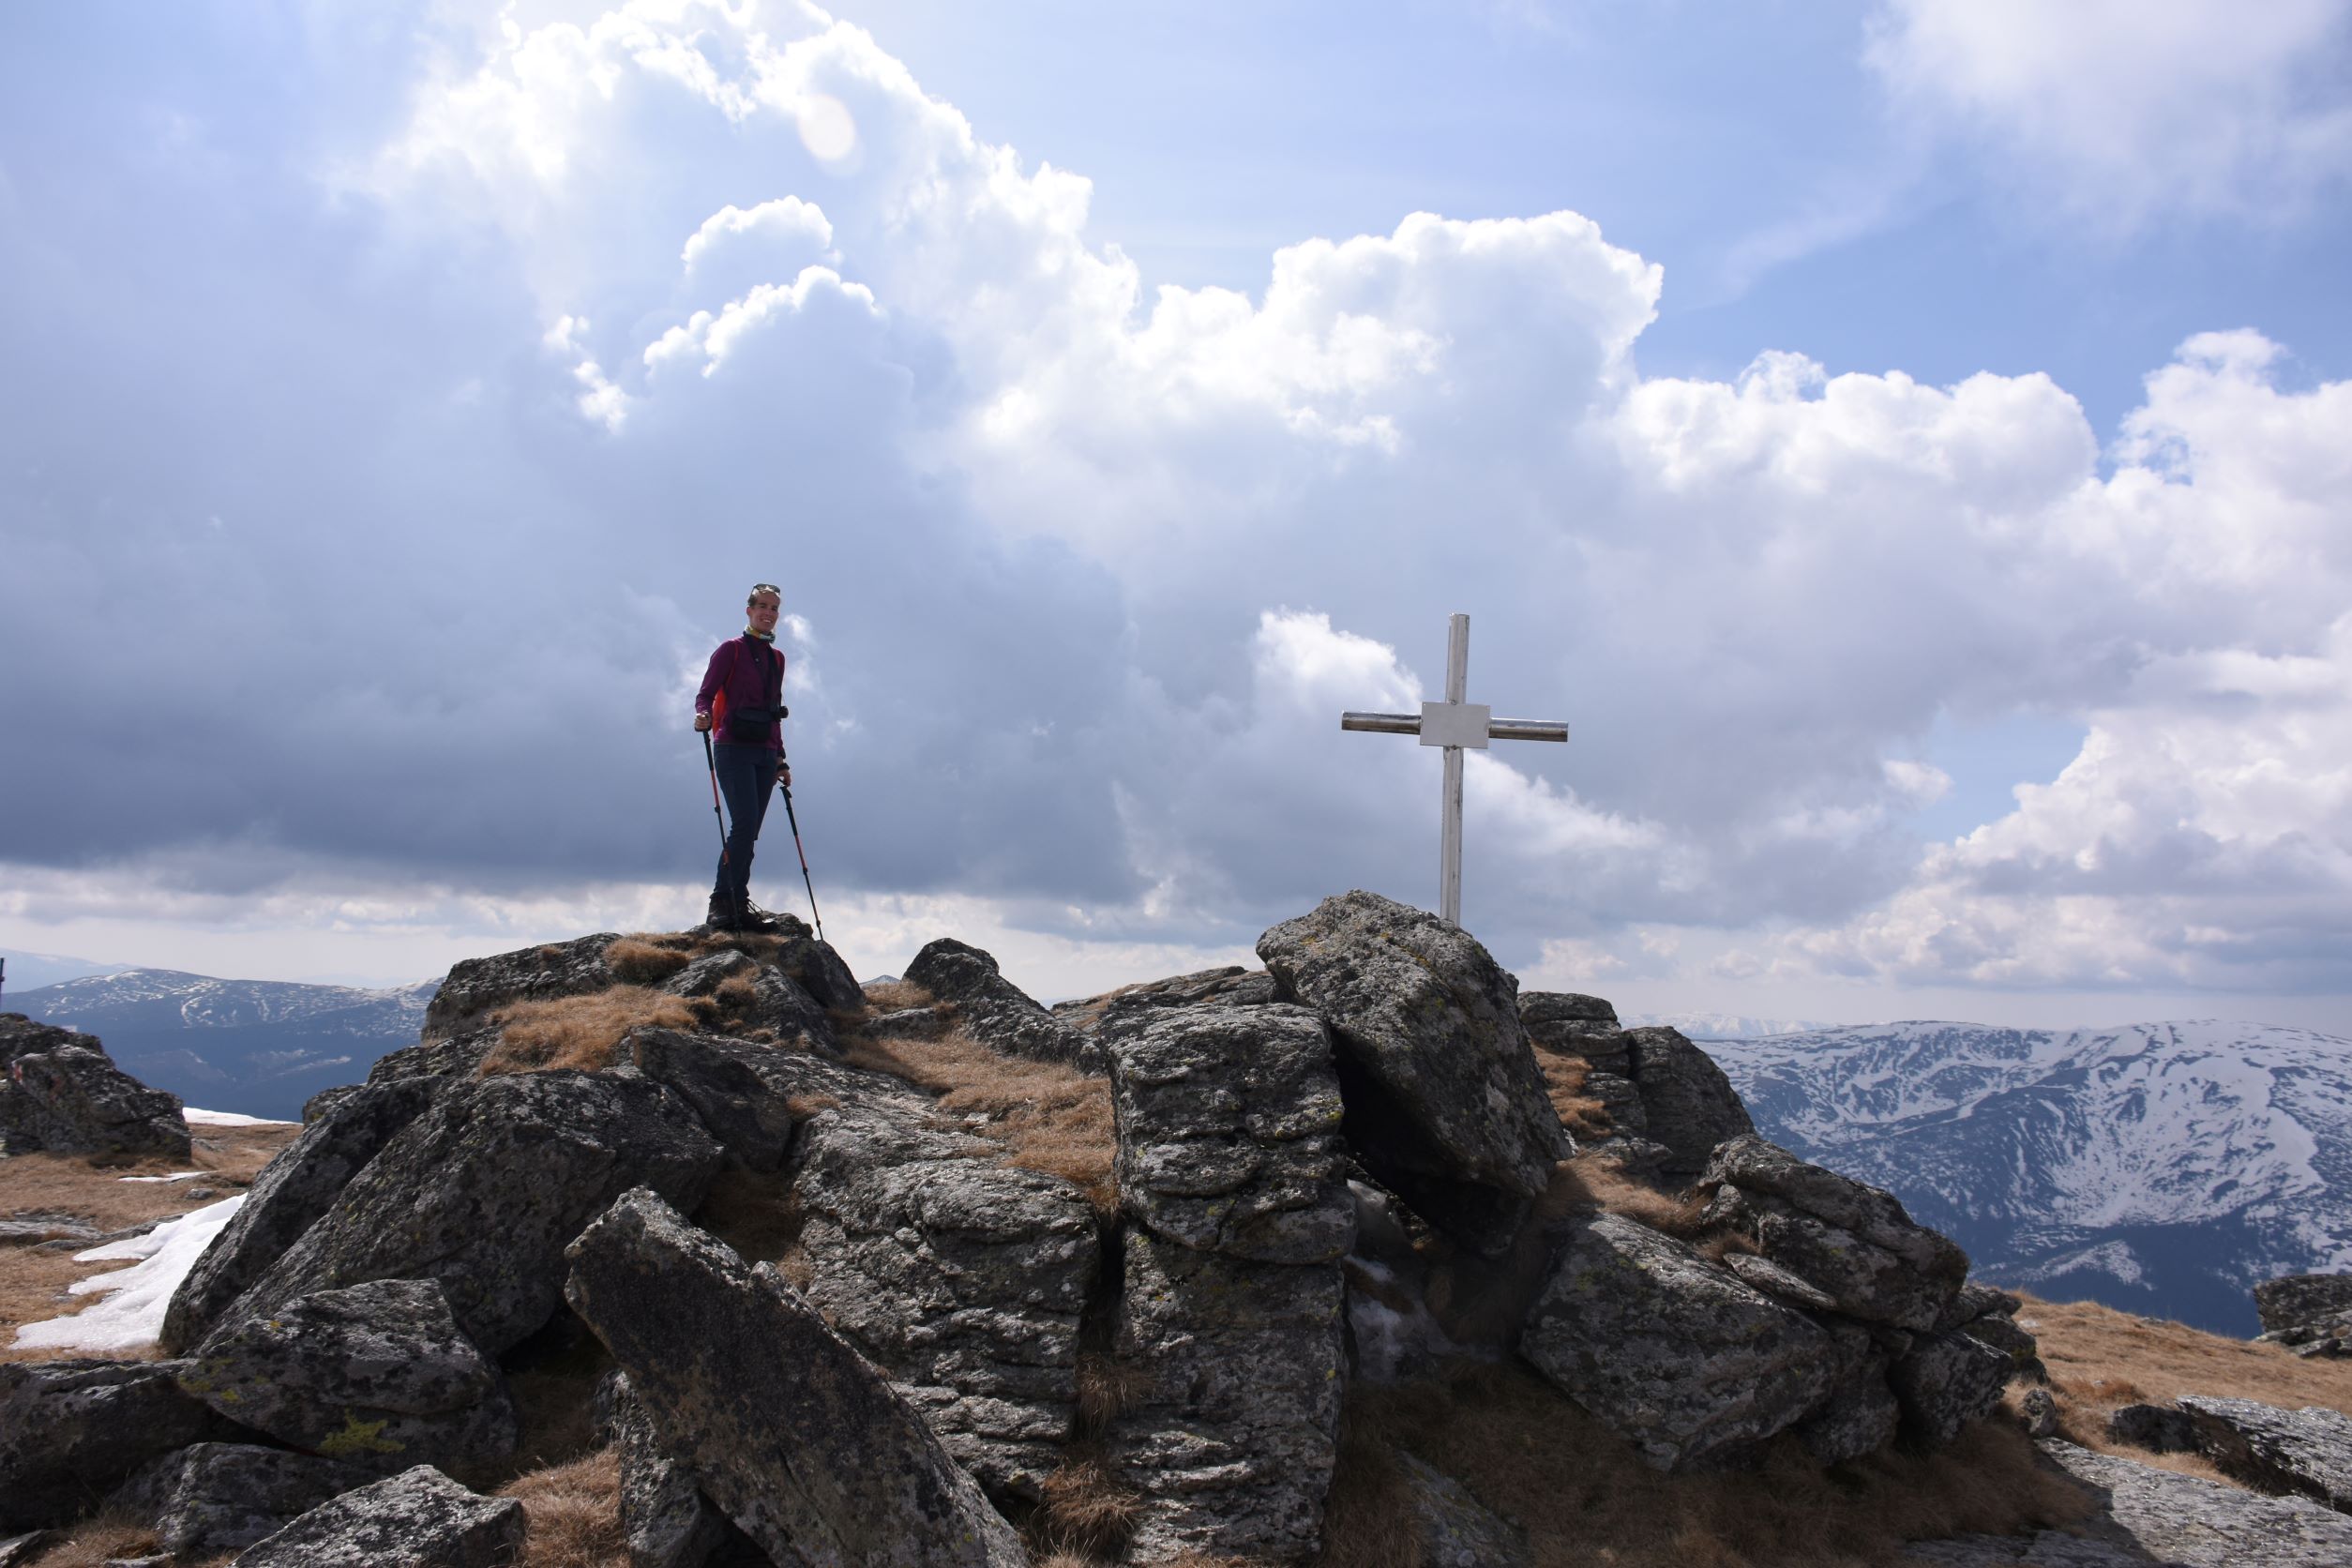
3, 0, 2349, 1031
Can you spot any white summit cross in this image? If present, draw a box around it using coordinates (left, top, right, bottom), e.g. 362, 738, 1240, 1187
1341, 613, 1568, 928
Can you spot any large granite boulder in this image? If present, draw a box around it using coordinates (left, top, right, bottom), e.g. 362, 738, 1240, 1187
2017, 1441, 2352, 1567
2178, 1395, 2352, 1514
2254, 1273, 2352, 1352
0, 1014, 90, 1070
1619, 1025, 1754, 1182
563, 1186, 1029, 1568
761, 914, 865, 1014
1106, 1228, 1348, 1562
1698, 1136, 1969, 1333
792, 1097, 1100, 1501
630, 1026, 915, 1173
115, 1443, 371, 1559
0, 1359, 224, 1530
230, 1464, 527, 1568
419, 931, 621, 1040
1257, 892, 1568, 1252
1518, 992, 1668, 1174
2, 1041, 188, 1159
903, 937, 1091, 1069
1057, 966, 1277, 1055
176, 1278, 517, 1475
1108, 1003, 1353, 1265
204, 1069, 722, 1355
1519, 1211, 1837, 1470
161, 1076, 445, 1353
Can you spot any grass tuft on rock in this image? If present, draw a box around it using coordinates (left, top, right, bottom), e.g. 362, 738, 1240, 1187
500, 1446, 626, 1568
840, 1025, 1116, 1213
477, 987, 716, 1075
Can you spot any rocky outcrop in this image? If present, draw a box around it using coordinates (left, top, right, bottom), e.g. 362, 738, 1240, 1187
2176, 1395, 2352, 1515
115, 1443, 371, 1559
565, 1186, 1029, 1567
1056, 966, 1278, 1055
2028, 1440, 2352, 1567
1108, 1003, 1352, 1265
229, 1464, 527, 1568
660, 947, 835, 1049
0, 1014, 90, 1070
419, 931, 621, 1039
2254, 1272, 2352, 1355
1620, 1025, 1753, 1182
0, 1360, 225, 1530
792, 1098, 1101, 1501
1516, 997, 1750, 1182
629, 1026, 909, 1173
1107, 1228, 1348, 1562
206, 1069, 722, 1355
161, 1077, 445, 1354
763, 914, 865, 1014
1519, 1211, 1835, 1470
176, 1279, 517, 1475
1259, 891, 1567, 1253
1, 1037, 188, 1159
904, 937, 1091, 1069
1698, 1135, 1969, 1332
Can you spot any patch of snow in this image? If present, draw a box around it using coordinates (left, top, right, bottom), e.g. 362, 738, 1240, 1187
183, 1107, 294, 1126
13, 1195, 245, 1353
117, 1171, 206, 1184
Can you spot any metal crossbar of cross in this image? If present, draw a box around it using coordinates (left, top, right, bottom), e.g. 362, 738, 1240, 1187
1341, 613, 1569, 927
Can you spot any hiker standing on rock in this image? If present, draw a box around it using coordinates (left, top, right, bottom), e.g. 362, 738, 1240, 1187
695, 582, 793, 932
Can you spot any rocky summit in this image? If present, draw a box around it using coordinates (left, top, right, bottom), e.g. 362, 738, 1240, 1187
2, 893, 2046, 1563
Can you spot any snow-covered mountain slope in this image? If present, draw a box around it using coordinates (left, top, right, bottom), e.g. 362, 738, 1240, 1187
11, 969, 436, 1123
1707, 1020, 2352, 1336
1626, 1011, 1839, 1040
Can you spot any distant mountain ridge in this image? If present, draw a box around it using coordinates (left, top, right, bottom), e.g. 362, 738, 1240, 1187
1707, 1019, 2352, 1336
10, 968, 438, 1123
1623, 1011, 1839, 1040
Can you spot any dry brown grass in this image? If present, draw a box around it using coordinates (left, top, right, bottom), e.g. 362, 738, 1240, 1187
1529, 1043, 1616, 1143
2013, 1289, 2352, 1483
604, 935, 695, 985
860, 978, 936, 1012
477, 987, 715, 1075
1, 1123, 299, 1363
21, 1510, 158, 1566
842, 1027, 1117, 1213
1321, 1360, 2087, 1568
502, 1447, 626, 1568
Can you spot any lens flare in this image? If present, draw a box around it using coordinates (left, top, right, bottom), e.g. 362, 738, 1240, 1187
796, 94, 856, 164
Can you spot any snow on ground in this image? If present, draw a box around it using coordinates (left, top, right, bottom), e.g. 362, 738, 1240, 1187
183, 1107, 294, 1126
13, 1195, 245, 1353
118, 1171, 206, 1183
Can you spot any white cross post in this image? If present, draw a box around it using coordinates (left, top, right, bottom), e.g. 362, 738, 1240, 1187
1341, 614, 1568, 927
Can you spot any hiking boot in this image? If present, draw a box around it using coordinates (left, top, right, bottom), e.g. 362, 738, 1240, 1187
703, 894, 743, 932
737, 901, 783, 934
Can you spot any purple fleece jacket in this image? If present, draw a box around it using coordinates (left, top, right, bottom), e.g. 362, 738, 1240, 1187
696, 635, 786, 752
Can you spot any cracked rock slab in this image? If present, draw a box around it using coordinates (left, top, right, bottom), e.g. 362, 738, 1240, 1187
1519, 1211, 1834, 1471
1108, 1002, 1353, 1265
1106, 1228, 1347, 1563
565, 1186, 1028, 1568
792, 1098, 1098, 1502
2177, 1396, 2352, 1515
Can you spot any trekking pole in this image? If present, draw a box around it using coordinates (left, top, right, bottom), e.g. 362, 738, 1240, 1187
701, 731, 746, 930
776, 751, 824, 942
